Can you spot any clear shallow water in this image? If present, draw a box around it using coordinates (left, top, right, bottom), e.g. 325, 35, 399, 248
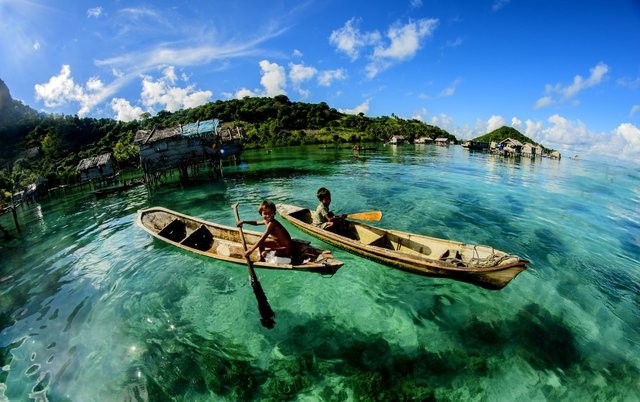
1, 145, 638, 401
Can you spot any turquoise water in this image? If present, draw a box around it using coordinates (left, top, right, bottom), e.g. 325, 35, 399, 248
1, 145, 638, 401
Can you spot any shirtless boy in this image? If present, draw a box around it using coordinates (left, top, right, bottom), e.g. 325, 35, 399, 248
236, 200, 292, 260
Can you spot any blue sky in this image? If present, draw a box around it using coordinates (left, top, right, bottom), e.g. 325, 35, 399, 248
1, 0, 639, 163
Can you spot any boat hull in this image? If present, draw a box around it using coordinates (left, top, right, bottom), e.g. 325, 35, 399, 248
137, 206, 343, 274
277, 204, 527, 289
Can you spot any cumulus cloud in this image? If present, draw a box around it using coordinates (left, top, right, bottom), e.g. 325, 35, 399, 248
536, 62, 609, 109
111, 98, 144, 122
289, 63, 317, 85
289, 62, 317, 98
140, 67, 212, 112
232, 60, 287, 99
318, 69, 346, 86
367, 19, 438, 78
486, 115, 506, 132
34, 64, 111, 117
339, 99, 370, 115
87, 7, 103, 18
329, 18, 380, 61
330, 17, 437, 78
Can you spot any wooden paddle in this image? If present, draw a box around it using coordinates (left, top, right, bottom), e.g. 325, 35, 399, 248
232, 203, 276, 329
346, 210, 382, 221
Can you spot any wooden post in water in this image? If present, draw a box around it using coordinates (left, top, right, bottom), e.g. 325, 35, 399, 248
11, 206, 20, 233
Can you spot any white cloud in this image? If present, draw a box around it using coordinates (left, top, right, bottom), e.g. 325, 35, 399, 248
232, 60, 287, 99
534, 95, 553, 109
562, 62, 608, 98
289, 63, 318, 98
140, 69, 212, 112
511, 117, 522, 128
617, 76, 640, 89
486, 115, 506, 132
289, 63, 317, 85
373, 19, 438, 60
339, 99, 370, 115
367, 18, 438, 78
34, 65, 84, 108
318, 69, 346, 86
111, 98, 144, 122
234, 88, 259, 98
440, 78, 461, 97
537, 62, 609, 109
630, 104, 640, 117
87, 7, 103, 18
259, 60, 286, 97
34, 65, 110, 116
33, 41, 40, 51
329, 18, 380, 61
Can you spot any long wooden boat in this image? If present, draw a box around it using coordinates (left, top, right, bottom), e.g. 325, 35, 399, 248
277, 204, 528, 290
137, 206, 343, 274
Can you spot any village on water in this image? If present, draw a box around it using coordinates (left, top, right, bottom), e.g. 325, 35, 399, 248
0, 116, 560, 238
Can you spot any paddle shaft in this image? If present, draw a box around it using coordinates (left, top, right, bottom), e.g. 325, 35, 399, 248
232, 203, 275, 329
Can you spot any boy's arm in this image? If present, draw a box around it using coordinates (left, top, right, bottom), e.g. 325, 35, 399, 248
246, 224, 271, 255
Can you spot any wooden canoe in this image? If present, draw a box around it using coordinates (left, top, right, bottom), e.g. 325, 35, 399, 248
137, 206, 343, 274
276, 204, 528, 290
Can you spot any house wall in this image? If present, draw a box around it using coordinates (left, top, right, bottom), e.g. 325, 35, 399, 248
139, 137, 216, 172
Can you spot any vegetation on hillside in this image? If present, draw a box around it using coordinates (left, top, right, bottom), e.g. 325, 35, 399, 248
1, 78, 550, 205
0, 79, 454, 203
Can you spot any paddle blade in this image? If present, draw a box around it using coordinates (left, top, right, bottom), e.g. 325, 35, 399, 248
251, 279, 276, 329
346, 211, 382, 221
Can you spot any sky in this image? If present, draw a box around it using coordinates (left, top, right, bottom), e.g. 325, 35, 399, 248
1, 0, 639, 164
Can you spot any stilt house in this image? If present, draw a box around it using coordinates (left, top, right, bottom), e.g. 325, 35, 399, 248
134, 119, 243, 183
77, 153, 117, 182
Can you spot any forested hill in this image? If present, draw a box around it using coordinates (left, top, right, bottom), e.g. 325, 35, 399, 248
0, 82, 454, 200
473, 126, 538, 147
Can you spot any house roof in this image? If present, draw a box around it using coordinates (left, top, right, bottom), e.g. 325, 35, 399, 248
180, 119, 220, 136
500, 138, 523, 146
134, 118, 222, 145
77, 153, 112, 171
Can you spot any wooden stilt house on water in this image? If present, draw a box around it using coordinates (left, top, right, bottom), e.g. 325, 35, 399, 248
77, 153, 117, 183
134, 119, 243, 186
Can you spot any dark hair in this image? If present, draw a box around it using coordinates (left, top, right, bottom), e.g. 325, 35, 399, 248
317, 187, 331, 200
258, 200, 276, 213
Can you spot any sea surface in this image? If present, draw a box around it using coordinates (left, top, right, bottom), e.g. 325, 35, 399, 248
1, 144, 638, 401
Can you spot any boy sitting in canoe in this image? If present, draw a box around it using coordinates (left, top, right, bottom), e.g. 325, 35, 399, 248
312, 187, 349, 235
237, 200, 292, 261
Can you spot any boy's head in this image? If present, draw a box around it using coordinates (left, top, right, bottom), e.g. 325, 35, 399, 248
317, 187, 331, 201
258, 200, 276, 214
